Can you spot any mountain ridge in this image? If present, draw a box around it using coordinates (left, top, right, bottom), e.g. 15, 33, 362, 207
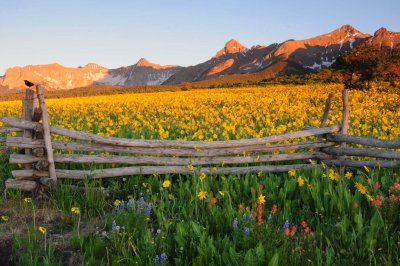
1, 25, 399, 91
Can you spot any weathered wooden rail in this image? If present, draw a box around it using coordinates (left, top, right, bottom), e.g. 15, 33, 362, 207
0, 84, 399, 192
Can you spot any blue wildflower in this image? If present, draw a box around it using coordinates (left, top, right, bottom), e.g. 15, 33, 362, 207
139, 197, 145, 210
160, 253, 168, 263
244, 227, 250, 236
249, 214, 254, 221
112, 220, 120, 231
146, 203, 152, 216
242, 214, 247, 221
126, 199, 133, 209
154, 255, 160, 264
233, 217, 238, 229
283, 220, 290, 229
120, 200, 125, 210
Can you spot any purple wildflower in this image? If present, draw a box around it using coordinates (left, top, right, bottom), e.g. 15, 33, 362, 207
242, 214, 247, 221
127, 199, 133, 209
249, 214, 254, 221
146, 203, 152, 216
160, 253, 168, 263
120, 200, 125, 210
112, 220, 120, 231
283, 220, 290, 229
154, 255, 160, 264
139, 197, 145, 210
244, 227, 250, 236
233, 217, 238, 229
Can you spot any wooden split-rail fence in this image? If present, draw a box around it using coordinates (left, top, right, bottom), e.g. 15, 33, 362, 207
0, 84, 399, 192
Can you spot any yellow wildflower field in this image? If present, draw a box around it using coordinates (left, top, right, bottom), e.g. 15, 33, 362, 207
0, 85, 399, 140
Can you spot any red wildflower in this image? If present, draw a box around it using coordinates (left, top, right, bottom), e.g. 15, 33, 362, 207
284, 228, 290, 236
374, 182, 380, 190
290, 226, 297, 237
271, 204, 277, 215
239, 203, 245, 211
371, 195, 384, 206
257, 204, 264, 224
367, 178, 372, 184
250, 186, 256, 195
258, 184, 265, 190
354, 202, 359, 208
208, 197, 218, 207
304, 226, 310, 233
300, 220, 308, 228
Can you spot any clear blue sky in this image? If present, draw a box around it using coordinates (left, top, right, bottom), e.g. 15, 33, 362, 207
1, 0, 399, 75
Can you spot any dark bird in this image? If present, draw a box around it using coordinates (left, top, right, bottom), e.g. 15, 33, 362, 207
24, 80, 35, 87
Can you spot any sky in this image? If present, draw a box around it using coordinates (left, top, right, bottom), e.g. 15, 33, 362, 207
1, 0, 399, 75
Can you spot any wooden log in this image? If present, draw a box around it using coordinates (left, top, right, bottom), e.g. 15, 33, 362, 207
324, 159, 400, 168
7, 137, 336, 157
0, 117, 341, 149
36, 85, 57, 185
12, 163, 320, 179
32, 148, 45, 157
0, 127, 23, 133
320, 93, 334, 128
11, 169, 38, 180
10, 152, 332, 166
5, 179, 38, 191
322, 147, 400, 159
22, 89, 36, 170
0, 117, 42, 132
325, 134, 400, 149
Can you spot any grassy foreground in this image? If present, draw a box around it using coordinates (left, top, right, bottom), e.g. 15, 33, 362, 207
0, 84, 399, 265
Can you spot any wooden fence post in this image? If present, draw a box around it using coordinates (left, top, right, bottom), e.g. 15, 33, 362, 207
320, 93, 334, 128
36, 85, 57, 186
340, 89, 349, 174
22, 89, 36, 169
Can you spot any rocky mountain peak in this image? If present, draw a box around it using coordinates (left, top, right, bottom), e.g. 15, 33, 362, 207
214, 39, 247, 58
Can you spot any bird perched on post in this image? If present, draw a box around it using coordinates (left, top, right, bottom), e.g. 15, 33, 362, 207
24, 80, 35, 87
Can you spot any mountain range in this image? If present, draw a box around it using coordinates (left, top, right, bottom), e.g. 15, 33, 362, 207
1, 25, 399, 91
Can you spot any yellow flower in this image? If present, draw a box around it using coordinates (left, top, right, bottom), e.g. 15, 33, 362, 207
162, 180, 171, 188
1, 215, 9, 222
328, 169, 340, 181
364, 166, 370, 173
38, 226, 46, 235
114, 199, 121, 206
309, 159, 316, 165
198, 190, 207, 200
345, 171, 353, 179
257, 170, 262, 177
297, 176, 305, 187
187, 164, 194, 171
71, 207, 80, 215
288, 169, 296, 177
355, 182, 367, 195
24, 197, 32, 203
199, 173, 206, 182
212, 166, 217, 172
218, 191, 225, 197
258, 194, 266, 205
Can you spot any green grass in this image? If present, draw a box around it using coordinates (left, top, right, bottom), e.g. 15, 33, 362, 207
1, 163, 399, 265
